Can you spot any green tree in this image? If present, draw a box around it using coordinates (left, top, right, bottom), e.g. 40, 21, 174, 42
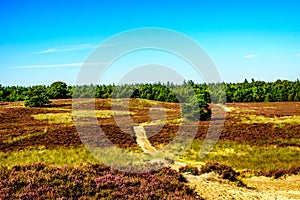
182, 94, 211, 121
294, 92, 300, 101
288, 93, 294, 102
264, 93, 272, 102
24, 86, 50, 107
49, 81, 68, 99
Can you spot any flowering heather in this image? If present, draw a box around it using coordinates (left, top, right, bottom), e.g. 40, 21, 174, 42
0, 163, 202, 199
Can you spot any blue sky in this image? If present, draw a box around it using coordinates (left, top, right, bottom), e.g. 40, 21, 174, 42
1, 0, 300, 86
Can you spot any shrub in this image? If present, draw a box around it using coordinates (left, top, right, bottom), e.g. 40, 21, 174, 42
49, 81, 68, 99
182, 95, 211, 121
262, 166, 300, 179
24, 86, 50, 107
179, 162, 242, 184
179, 165, 200, 175
200, 162, 240, 182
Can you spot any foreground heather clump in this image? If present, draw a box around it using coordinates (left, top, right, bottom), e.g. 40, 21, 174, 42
261, 166, 300, 179
0, 163, 202, 199
180, 162, 240, 181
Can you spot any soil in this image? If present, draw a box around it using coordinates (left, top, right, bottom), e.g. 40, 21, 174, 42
185, 173, 300, 200
132, 126, 157, 153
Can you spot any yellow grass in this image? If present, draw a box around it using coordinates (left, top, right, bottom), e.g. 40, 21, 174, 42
3, 131, 47, 145
33, 110, 135, 124
238, 114, 300, 125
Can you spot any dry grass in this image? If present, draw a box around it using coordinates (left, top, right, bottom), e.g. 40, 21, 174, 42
237, 114, 300, 125
181, 140, 300, 173
3, 130, 47, 145
33, 110, 135, 125
0, 146, 98, 167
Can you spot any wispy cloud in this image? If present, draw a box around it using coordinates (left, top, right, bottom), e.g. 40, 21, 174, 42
37, 49, 56, 54
244, 54, 256, 59
33, 43, 95, 54
12, 62, 107, 69
295, 53, 300, 57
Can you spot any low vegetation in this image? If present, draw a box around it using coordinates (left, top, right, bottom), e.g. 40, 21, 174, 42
1, 94, 300, 198
261, 166, 300, 179
181, 140, 300, 173
0, 163, 200, 199
0, 146, 97, 167
179, 162, 242, 183
33, 110, 135, 125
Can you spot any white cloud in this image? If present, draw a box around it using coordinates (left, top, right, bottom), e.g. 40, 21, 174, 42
295, 53, 300, 57
244, 54, 256, 59
12, 62, 107, 69
34, 43, 95, 54
36, 48, 56, 54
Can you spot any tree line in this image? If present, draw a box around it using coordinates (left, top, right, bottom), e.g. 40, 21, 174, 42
1, 79, 299, 103
0, 79, 300, 120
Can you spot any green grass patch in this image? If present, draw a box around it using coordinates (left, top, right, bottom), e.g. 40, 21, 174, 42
180, 139, 300, 172
0, 146, 98, 167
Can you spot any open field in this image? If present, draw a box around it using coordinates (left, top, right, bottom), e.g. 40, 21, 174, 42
0, 99, 300, 199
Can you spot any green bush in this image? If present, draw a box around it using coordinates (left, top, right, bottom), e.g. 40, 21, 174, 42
24, 86, 50, 107
182, 94, 211, 121
49, 81, 68, 99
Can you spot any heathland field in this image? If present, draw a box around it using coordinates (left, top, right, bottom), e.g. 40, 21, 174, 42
1, 99, 300, 199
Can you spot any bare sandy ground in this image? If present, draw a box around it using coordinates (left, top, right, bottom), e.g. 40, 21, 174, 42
133, 125, 300, 200
184, 172, 300, 200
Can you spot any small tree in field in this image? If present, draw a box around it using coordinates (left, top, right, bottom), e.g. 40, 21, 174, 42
24, 86, 50, 107
49, 81, 68, 99
182, 94, 211, 121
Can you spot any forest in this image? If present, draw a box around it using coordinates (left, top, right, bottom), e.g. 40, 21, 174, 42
1, 79, 299, 103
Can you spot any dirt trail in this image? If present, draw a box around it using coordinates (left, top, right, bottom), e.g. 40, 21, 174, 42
184, 173, 300, 200
133, 126, 157, 153
133, 125, 188, 169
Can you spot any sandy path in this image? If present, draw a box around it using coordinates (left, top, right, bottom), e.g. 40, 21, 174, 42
133, 126, 157, 153
184, 173, 300, 200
